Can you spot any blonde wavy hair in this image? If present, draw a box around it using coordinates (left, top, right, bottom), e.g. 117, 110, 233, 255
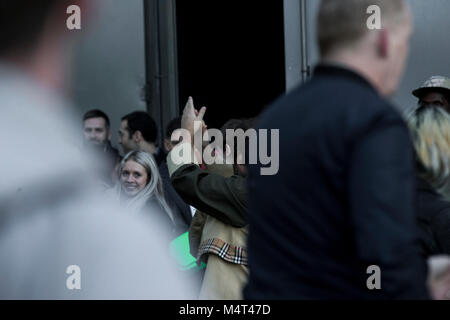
408, 106, 450, 198
116, 150, 174, 223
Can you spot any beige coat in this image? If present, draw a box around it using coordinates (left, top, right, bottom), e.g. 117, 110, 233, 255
188, 163, 248, 300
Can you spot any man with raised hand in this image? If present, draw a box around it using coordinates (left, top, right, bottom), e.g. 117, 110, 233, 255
167, 97, 251, 299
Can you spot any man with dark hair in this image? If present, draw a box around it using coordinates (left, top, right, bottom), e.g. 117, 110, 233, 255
219, 118, 256, 177
119, 111, 165, 165
83, 109, 111, 145
245, 0, 436, 299
83, 109, 120, 186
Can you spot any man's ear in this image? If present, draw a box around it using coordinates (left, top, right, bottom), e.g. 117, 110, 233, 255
164, 139, 171, 153
133, 131, 142, 143
108, 129, 112, 140
378, 29, 389, 58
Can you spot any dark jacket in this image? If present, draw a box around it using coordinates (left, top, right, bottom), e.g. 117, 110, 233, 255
85, 141, 120, 187
159, 161, 193, 235
154, 147, 167, 167
170, 163, 247, 228
244, 64, 429, 300
416, 177, 450, 256
142, 197, 179, 242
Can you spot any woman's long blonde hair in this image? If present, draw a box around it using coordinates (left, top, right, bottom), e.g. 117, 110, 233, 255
408, 105, 450, 198
116, 150, 174, 222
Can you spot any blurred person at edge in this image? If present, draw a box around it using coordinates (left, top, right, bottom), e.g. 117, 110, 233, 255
245, 0, 450, 300
407, 106, 450, 300
0, 0, 194, 299
408, 106, 450, 256
118, 111, 166, 166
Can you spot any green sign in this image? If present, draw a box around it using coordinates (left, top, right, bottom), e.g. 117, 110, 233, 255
170, 231, 206, 271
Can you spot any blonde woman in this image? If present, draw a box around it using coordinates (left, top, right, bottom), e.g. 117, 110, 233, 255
116, 150, 175, 235
408, 105, 450, 256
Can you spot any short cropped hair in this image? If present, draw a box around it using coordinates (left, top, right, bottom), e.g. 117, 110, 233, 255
83, 109, 110, 128
317, 0, 407, 57
0, 1, 66, 56
122, 111, 158, 144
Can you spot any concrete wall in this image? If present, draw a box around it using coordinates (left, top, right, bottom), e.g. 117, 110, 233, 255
71, 0, 146, 150
71, 0, 450, 148
393, 0, 450, 114
297, 0, 450, 115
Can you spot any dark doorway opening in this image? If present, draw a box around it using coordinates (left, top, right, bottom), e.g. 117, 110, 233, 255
176, 1, 286, 129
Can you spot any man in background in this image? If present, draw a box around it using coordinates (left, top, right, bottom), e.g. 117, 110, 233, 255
83, 109, 120, 186
119, 111, 165, 166
168, 98, 250, 299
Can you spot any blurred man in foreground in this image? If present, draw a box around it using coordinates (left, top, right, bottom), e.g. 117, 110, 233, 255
0, 0, 193, 299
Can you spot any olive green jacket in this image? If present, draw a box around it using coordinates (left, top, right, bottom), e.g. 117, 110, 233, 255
167, 145, 248, 264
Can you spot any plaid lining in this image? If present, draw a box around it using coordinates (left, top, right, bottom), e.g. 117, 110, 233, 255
197, 238, 248, 266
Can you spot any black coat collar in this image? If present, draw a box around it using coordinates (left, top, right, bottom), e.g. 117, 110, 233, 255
313, 63, 376, 92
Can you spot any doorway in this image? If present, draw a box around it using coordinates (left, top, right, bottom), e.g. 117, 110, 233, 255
175, 1, 286, 129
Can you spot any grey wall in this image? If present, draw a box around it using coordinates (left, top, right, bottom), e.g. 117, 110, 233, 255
305, 0, 320, 72
71, 0, 147, 150
302, 0, 450, 115
393, 0, 450, 114
284, 0, 303, 91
